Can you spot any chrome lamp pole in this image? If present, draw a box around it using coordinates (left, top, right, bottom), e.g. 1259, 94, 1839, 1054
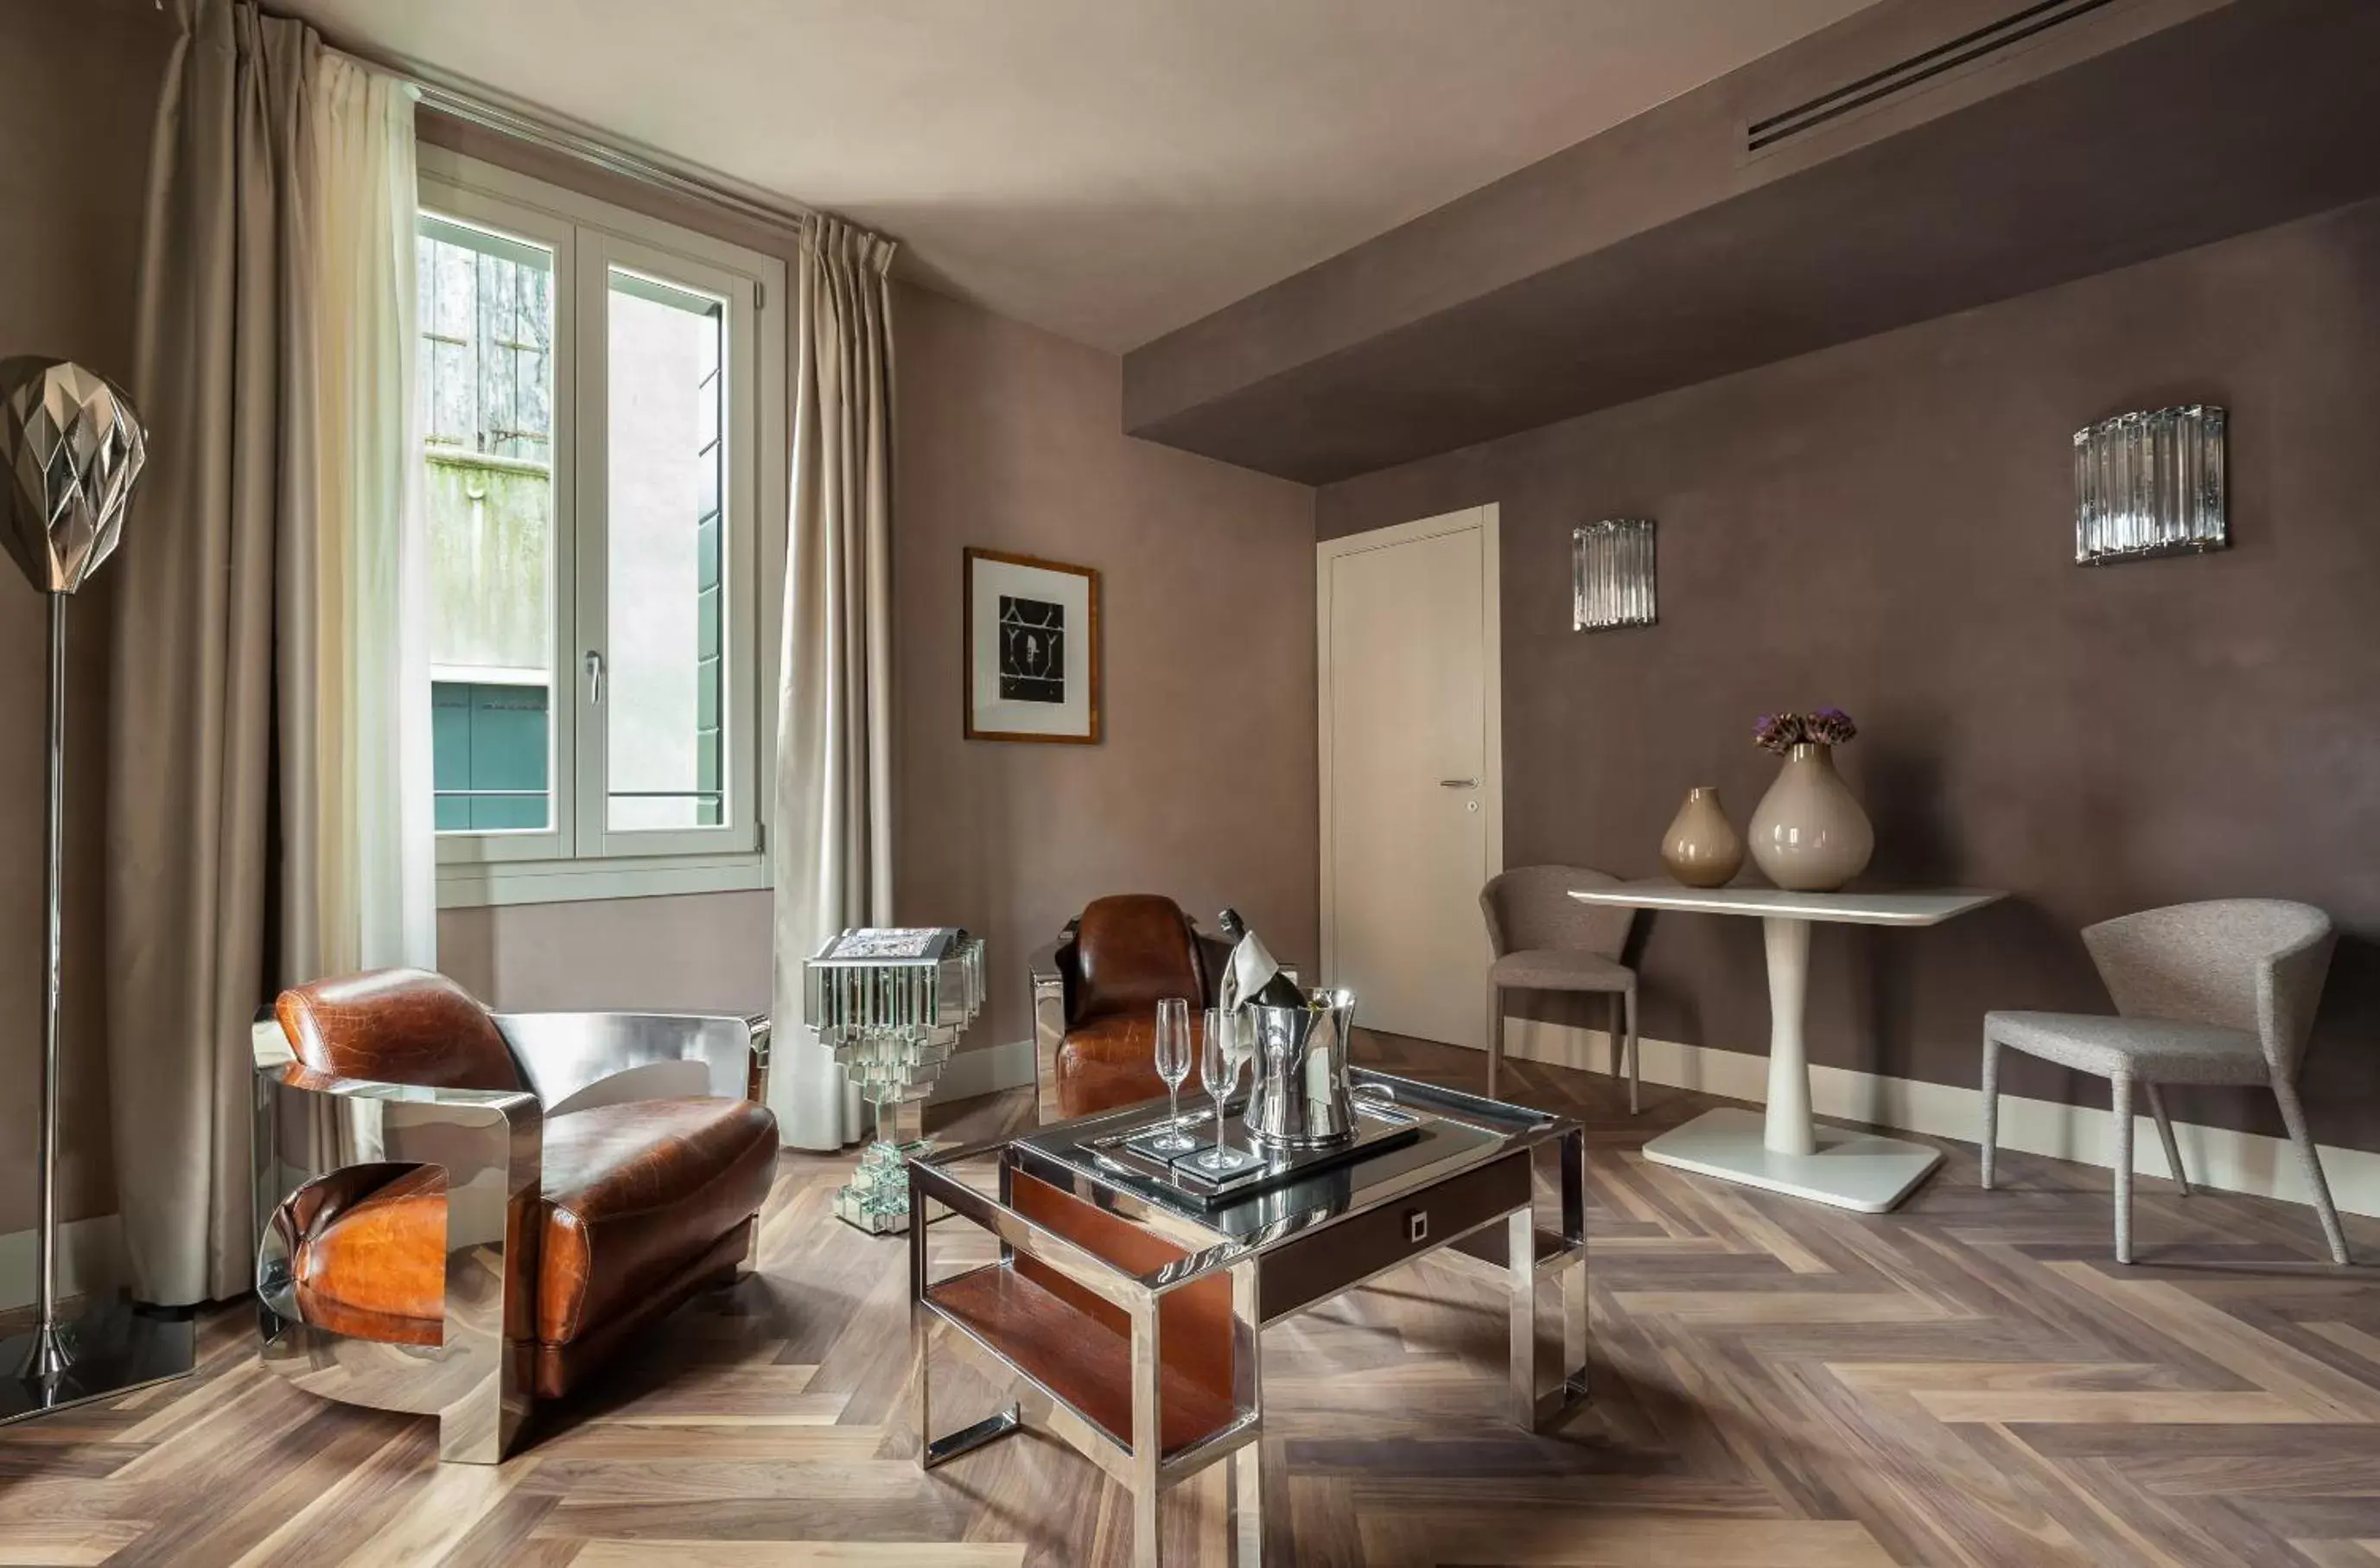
0, 358, 195, 1424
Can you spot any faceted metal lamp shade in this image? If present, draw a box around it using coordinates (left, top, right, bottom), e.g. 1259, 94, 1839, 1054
0, 358, 146, 596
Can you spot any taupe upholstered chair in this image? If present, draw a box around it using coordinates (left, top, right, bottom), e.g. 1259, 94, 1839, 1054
1481, 866, 1639, 1110
1982, 900, 2345, 1265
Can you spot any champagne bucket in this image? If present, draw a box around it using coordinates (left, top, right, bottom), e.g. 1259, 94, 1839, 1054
1240, 988, 1359, 1148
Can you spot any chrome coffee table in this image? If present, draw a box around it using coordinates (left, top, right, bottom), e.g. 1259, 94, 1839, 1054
907, 1069, 1588, 1567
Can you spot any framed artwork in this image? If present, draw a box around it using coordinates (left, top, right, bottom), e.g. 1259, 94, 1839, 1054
964, 547, 1102, 743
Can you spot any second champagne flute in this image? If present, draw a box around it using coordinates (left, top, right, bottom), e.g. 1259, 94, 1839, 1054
1149, 997, 1195, 1153
1194, 1007, 1251, 1172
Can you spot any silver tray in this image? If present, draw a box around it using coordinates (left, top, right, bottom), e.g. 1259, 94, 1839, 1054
1071, 1097, 1425, 1211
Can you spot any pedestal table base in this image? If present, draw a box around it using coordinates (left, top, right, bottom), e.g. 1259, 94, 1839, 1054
1642, 1106, 1943, 1214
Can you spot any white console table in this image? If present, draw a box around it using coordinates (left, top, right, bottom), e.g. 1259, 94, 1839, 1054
1568, 881, 2003, 1214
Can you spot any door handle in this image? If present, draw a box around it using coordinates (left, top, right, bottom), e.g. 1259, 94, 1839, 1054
1438, 778, 1479, 788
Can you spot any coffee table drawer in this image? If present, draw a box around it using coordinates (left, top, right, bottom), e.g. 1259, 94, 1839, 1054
1257, 1148, 1530, 1323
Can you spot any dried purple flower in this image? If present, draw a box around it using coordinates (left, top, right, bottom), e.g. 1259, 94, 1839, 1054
1755, 708, 1857, 754
1807, 707, 1858, 746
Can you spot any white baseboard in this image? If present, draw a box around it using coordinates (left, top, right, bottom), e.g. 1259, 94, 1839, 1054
0, 1213, 124, 1313
1501, 1017, 2380, 1220
933, 1037, 1037, 1105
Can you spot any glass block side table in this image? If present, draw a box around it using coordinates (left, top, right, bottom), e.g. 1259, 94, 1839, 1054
804, 927, 986, 1233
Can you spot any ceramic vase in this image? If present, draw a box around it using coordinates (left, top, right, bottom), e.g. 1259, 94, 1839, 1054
1659, 787, 1742, 888
1749, 742, 1873, 892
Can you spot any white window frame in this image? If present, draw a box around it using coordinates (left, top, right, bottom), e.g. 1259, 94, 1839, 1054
420, 146, 786, 908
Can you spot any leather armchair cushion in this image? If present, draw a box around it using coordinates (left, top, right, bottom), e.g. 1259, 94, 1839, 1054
536, 1097, 779, 1343
290, 1096, 778, 1349
292, 1163, 449, 1346
277, 967, 523, 1093
1071, 895, 1206, 1023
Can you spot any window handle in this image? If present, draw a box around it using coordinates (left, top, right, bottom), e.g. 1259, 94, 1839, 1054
583, 649, 603, 704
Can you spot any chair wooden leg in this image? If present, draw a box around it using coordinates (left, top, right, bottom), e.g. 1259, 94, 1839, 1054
1621, 986, 1639, 1116
2143, 1082, 2190, 1195
1487, 983, 1505, 1101
1979, 1029, 2001, 1191
2112, 1073, 2135, 1265
2272, 1076, 2351, 1265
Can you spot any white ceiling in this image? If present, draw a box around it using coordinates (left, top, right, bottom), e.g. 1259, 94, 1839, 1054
286, 0, 1874, 352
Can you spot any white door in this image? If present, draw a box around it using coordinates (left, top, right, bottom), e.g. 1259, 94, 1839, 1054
1320, 506, 1500, 1048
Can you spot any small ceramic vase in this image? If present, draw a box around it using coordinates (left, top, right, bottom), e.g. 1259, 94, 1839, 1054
1748, 742, 1873, 892
1659, 787, 1742, 889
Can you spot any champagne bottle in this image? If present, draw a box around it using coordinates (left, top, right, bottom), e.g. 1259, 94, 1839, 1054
1216, 908, 1308, 1010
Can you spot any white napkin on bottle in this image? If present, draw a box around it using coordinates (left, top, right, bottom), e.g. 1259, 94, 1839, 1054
1219, 927, 1282, 1014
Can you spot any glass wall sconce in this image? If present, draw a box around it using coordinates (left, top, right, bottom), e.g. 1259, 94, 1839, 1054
2074, 404, 2227, 564
1574, 516, 1657, 630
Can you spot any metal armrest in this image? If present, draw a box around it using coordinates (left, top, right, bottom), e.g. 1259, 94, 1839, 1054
249, 1018, 542, 1463
492, 1010, 764, 1112
1029, 940, 1072, 1125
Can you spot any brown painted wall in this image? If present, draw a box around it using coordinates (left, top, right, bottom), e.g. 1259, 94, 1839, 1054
1317, 196, 2380, 1151
421, 119, 1320, 1053
0, 0, 175, 1237
894, 284, 1318, 1047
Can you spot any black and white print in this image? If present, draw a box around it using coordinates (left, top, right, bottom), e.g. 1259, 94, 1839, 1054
966, 548, 1099, 742
997, 596, 1066, 704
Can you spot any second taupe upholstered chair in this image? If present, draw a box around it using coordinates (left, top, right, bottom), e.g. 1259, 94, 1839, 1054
1982, 899, 2345, 1265
1481, 866, 1640, 1110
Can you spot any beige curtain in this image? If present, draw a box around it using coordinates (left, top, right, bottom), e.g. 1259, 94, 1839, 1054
768, 216, 898, 1151
108, 0, 428, 1305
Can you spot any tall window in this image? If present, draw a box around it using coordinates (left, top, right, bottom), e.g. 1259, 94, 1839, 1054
419, 150, 784, 906
419, 215, 557, 832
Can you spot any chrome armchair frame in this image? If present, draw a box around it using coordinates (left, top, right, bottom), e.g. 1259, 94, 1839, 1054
251, 1008, 770, 1463
1029, 930, 1295, 1125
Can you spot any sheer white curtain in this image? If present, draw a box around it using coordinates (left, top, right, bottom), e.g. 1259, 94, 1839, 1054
299, 51, 435, 978
768, 216, 897, 1150
109, 0, 429, 1305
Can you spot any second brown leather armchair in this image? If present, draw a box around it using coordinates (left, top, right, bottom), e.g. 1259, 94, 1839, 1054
1029, 895, 1295, 1122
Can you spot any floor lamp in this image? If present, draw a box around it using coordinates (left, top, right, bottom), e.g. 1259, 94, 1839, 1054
0, 358, 195, 1425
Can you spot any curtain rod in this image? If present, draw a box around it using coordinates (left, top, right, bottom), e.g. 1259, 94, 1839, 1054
291, 15, 822, 238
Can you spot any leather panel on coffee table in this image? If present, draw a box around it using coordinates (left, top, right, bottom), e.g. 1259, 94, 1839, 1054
928, 1263, 1236, 1456
1257, 1148, 1530, 1323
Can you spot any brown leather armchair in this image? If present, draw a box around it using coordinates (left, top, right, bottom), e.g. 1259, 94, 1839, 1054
251, 968, 779, 1462
1028, 895, 1295, 1122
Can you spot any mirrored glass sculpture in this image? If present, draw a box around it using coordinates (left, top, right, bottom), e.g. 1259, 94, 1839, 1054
0, 359, 145, 596
803, 927, 986, 1233
2074, 404, 2226, 565
1573, 517, 1657, 631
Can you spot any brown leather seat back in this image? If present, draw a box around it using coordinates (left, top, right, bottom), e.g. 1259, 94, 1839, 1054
277, 967, 523, 1092
1070, 895, 1206, 1024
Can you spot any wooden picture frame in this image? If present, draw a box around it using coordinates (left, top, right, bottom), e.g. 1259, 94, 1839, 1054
963, 547, 1103, 743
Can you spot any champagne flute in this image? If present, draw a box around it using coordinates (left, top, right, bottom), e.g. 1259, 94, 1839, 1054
1149, 998, 1195, 1153
1196, 1008, 1244, 1170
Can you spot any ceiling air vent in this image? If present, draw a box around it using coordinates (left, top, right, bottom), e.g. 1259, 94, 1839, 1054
1747, 0, 2116, 153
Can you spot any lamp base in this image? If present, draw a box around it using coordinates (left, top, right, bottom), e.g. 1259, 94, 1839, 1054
834, 1138, 932, 1234
0, 1292, 196, 1426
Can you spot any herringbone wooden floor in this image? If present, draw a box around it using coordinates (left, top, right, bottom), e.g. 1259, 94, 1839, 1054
7, 1035, 2380, 1566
